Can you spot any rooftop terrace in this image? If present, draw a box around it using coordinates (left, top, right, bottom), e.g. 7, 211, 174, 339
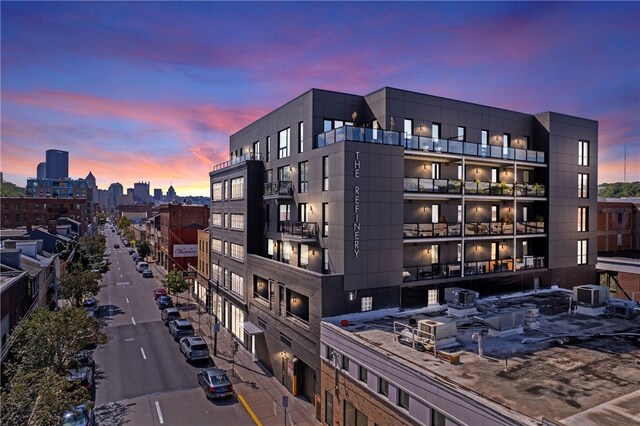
324, 289, 640, 425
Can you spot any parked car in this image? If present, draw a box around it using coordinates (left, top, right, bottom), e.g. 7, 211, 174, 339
179, 335, 210, 361
157, 295, 174, 310
168, 319, 195, 341
73, 350, 95, 372
66, 367, 95, 400
113, 244, 120, 249
197, 368, 234, 399
82, 297, 99, 315
142, 269, 154, 278
161, 307, 181, 325
153, 287, 168, 300
132, 254, 140, 263
60, 403, 95, 426
136, 262, 149, 272
128, 248, 136, 255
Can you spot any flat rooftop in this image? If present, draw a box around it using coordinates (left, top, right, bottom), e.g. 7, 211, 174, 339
324, 289, 640, 425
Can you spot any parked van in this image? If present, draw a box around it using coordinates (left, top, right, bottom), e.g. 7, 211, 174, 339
136, 262, 149, 272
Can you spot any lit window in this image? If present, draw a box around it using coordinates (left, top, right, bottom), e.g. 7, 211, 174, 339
300, 244, 309, 268
432, 204, 439, 224
230, 214, 244, 230
230, 272, 244, 297
283, 242, 291, 263
457, 126, 466, 140
253, 141, 260, 159
404, 118, 412, 142
230, 177, 244, 199
578, 140, 589, 166
267, 239, 274, 256
577, 239, 588, 265
361, 296, 372, 312
323, 248, 329, 273
578, 173, 589, 198
299, 161, 308, 193
212, 182, 222, 201
278, 128, 290, 159
322, 156, 329, 191
211, 213, 222, 227
577, 207, 588, 232
298, 121, 304, 153
322, 203, 329, 237
431, 163, 440, 179
211, 238, 222, 253
230, 243, 244, 262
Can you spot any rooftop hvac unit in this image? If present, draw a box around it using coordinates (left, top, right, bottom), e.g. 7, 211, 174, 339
574, 285, 610, 306
606, 299, 639, 320
445, 287, 478, 308
475, 310, 525, 335
417, 319, 457, 341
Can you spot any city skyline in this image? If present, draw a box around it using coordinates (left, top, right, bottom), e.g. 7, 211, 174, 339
2, 2, 639, 197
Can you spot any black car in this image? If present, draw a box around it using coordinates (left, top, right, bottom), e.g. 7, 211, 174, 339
142, 269, 154, 278
157, 295, 174, 309
66, 367, 95, 400
113, 244, 120, 249
197, 368, 234, 399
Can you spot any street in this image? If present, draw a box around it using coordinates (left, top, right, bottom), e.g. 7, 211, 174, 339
93, 226, 253, 426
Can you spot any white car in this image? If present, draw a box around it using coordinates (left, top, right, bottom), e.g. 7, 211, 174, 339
179, 335, 209, 361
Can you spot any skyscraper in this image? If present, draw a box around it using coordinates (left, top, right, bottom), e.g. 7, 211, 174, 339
36, 162, 46, 179
45, 149, 68, 179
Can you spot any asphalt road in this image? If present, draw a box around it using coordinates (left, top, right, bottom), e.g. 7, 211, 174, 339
93, 226, 253, 426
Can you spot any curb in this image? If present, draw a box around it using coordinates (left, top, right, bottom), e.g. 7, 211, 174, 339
237, 394, 263, 426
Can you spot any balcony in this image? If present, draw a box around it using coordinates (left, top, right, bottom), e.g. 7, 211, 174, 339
404, 178, 463, 194
212, 152, 262, 172
316, 125, 401, 148
465, 221, 514, 236
403, 262, 462, 281
464, 181, 546, 197
264, 181, 293, 200
280, 221, 318, 242
403, 256, 545, 282
516, 221, 545, 234
403, 222, 461, 238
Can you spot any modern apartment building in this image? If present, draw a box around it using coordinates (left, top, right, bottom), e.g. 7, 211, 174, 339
208, 87, 598, 411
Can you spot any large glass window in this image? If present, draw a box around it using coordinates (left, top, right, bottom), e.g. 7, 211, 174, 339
299, 161, 309, 193
322, 156, 329, 191
211, 213, 222, 228
481, 130, 488, 146
457, 126, 466, 140
300, 244, 309, 268
404, 118, 412, 142
578, 239, 588, 265
299, 203, 308, 222
322, 203, 329, 237
212, 238, 222, 253
230, 214, 244, 230
279, 204, 290, 231
432, 123, 440, 140
283, 242, 291, 264
211, 263, 221, 284
253, 141, 260, 158
578, 207, 588, 232
278, 128, 291, 159
230, 272, 244, 297
578, 173, 589, 198
578, 140, 589, 166
278, 166, 291, 183
230, 177, 244, 199
212, 182, 223, 201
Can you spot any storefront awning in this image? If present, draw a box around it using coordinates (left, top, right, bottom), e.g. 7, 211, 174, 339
240, 321, 264, 335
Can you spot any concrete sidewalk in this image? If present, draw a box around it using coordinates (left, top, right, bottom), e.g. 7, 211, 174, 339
151, 262, 320, 426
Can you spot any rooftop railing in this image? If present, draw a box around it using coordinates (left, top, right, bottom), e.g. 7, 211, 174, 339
212, 152, 262, 172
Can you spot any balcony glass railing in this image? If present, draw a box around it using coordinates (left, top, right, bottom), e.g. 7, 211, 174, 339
264, 181, 293, 196
403, 262, 462, 281
464, 181, 545, 197
316, 126, 546, 163
465, 221, 514, 236
404, 178, 463, 194
464, 256, 545, 275
516, 221, 545, 234
212, 152, 262, 172
280, 221, 318, 239
403, 223, 461, 238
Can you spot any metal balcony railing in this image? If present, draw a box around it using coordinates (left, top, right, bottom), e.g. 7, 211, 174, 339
465, 221, 514, 236
264, 181, 293, 196
212, 152, 262, 172
403, 223, 461, 238
516, 221, 545, 234
280, 221, 318, 239
404, 178, 463, 194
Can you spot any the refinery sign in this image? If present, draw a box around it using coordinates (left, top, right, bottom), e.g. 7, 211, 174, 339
353, 151, 361, 258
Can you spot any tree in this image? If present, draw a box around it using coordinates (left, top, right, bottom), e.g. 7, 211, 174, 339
136, 240, 151, 259
8, 307, 107, 378
162, 269, 190, 303
1, 368, 89, 426
78, 235, 106, 257
60, 270, 100, 307
118, 216, 130, 230
94, 212, 107, 225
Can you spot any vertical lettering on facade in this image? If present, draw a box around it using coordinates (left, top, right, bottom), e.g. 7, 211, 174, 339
354, 152, 361, 258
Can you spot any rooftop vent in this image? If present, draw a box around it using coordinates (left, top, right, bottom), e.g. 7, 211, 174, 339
475, 310, 525, 337
445, 287, 478, 308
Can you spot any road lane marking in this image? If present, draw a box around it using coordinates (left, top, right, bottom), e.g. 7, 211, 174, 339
140, 347, 147, 360
131, 317, 136, 325
124, 338, 134, 342
126, 298, 130, 304
155, 401, 164, 424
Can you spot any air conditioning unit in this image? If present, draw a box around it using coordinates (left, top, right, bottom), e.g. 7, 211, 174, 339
417, 319, 457, 341
445, 287, 478, 308
606, 299, 639, 320
574, 285, 609, 306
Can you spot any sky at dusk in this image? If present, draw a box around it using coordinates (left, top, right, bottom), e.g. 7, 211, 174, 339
2, 1, 639, 197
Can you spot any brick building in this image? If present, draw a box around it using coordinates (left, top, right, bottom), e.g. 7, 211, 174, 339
157, 203, 209, 272
1, 197, 89, 235
597, 199, 640, 252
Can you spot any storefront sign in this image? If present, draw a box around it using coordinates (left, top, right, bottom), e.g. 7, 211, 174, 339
173, 244, 197, 257
353, 151, 361, 258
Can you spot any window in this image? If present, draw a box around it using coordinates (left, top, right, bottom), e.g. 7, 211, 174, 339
578, 140, 589, 166
298, 121, 304, 153
397, 389, 410, 410
299, 161, 308, 193
300, 244, 309, 268
325, 391, 333, 426
223, 180, 228, 200
299, 203, 308, 222
279, 204, 290, 231
230, 243, 244, 262
322, 156, 329, 191
323, 119, 333, 132
344, 401, 367, 426
432, 123, 440, 140
522, 170, 531, 184
211, 264, 222, 284
481, 130, 488, 146
322, 203, 329, 237
431, 204, 439, 223
230, 272, 244, 297
223, 213, 228, 228
431, 244, 439, 264
457, 165, 462, 180
523, 206, 529, 222
432, 409, 446, 426
503, 133, 510, 154
378, 378, 389, 396
230, 177, 244, 199
491, 205, 498, 222
578, 207, 588, 232
230, 214, 244, 230
431, 163, 440, 179
283, 242, 291, 264
341, 356, 349, 372
457, 243, 462, 262
491, 242, 497, 261
278, 166, 291, 182
404, 118, 413, 141
491, 167, 499, 183
457, 205, 462, 223
323, 248, 329, 273
578, 173, 589, 198
361, 297, 372, 312
223, 241, 228, 256
578, 239, 588, 265
212, 182, 222, 201
211, 213, 222, 228
267, 239, 274, 257
265, 204, 271, 231
358, 365, 368, 382
253, 141, 260, 158
212, 238, 222, 253
266, 136, 271, 162
522, 241, 529, 256
278, 128, 290, 159
457, 126, 466, 140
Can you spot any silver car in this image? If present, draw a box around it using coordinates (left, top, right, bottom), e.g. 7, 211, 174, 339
179, 335, 209, 361
168, 319, 194, 341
